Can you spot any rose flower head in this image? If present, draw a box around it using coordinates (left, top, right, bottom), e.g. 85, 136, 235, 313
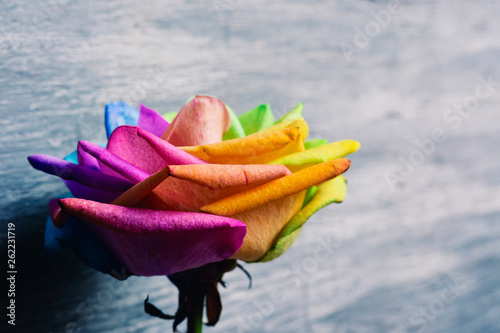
28, 95, 360, 328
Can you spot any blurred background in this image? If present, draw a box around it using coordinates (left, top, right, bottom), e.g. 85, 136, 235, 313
1, 0, 499, 332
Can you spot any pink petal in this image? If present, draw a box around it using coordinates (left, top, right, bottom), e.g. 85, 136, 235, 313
78, 141, 150, 183
59, 198, 246, 276
161, 95, 231, 146
106, 126, 206, 174
138, 104, 169, 137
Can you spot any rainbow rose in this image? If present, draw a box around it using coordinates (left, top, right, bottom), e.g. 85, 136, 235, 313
28, 95, 359, 329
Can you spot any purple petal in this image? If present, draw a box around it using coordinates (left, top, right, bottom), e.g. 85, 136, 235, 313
77, 143, 100, 171
106, 126, 206, 174
28, 154, 134, 192
63, 180, 126, 203
138, 104, 169, 137
59, 198, 247, 276
78, 141, 150, 183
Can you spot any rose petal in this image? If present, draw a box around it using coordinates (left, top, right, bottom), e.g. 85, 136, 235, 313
230, 191, 306, 262
268, 140, 361, 172
180, 127, 304, 164
274, 102, 303, 124
168, 164, 291, 189
161, 95, 231, 146
77, 143, 103, 171
304, 139, 328, 150
138, 104, 169, 137
64, 150, 78, 164
59, 198, 247, 276
28, 152, 128, 203
302, 185, 318, 207
162, 111, 178, 123
44, 214, 130, 279
113, 164, 291, 211
78, 141, 150, 183
107, 126, 206, 175
104, 102, 139, 138
222, 104, 246, 141
238, 104, 274, 135
27, 154, 134, 192
201, 158, 351, 216
49, 198, 68, 228
111, 167, 170, 207
261, 117, 308, 143
258, 175, 347, 262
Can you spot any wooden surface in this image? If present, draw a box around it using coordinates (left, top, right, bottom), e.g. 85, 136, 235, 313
1, 1, 500, 332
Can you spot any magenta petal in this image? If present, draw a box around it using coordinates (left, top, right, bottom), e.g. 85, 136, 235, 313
78, 141, 150, 183
59, 198, 247, 276
138, 104, 169, 137
107, 126, 206, 174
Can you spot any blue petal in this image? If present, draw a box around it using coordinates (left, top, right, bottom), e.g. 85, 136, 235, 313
44, 195, 130, 279
44, 215, 66, 253
104, 102, 139, 139
64, 150, 78, 164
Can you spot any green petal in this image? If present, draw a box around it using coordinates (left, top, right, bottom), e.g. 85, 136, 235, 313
238, 104, 274, 135
268, 140, 361, 166
274, 103, 303, 124
304, 139, 328, 150
222, 104, 246, 140
162, 112, 178, 123
258, 175, 347, 262
302, 185, 318, 207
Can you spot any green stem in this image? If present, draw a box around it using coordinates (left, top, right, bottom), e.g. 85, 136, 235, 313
187, 284, 204, 333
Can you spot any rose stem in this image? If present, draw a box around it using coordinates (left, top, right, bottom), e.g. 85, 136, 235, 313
187, 284, 204, 333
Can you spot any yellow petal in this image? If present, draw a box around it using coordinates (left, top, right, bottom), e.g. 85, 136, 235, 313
260, 117, 308, 143
180, 127, 304, 164
200, 158, 351, 216
230, 191, 306, 262
258, 175, 347, 262
268, 140, 360, 172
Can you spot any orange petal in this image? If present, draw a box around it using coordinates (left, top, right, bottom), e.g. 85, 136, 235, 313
180, 126, 304, 164
111, 167, 170, 207
161, 95, 231, 146
200, 158, 351, 216
112, 164, 292, 212
168, 164, 291, 189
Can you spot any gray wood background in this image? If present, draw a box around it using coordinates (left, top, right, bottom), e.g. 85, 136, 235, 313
1, 0, 500, 332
